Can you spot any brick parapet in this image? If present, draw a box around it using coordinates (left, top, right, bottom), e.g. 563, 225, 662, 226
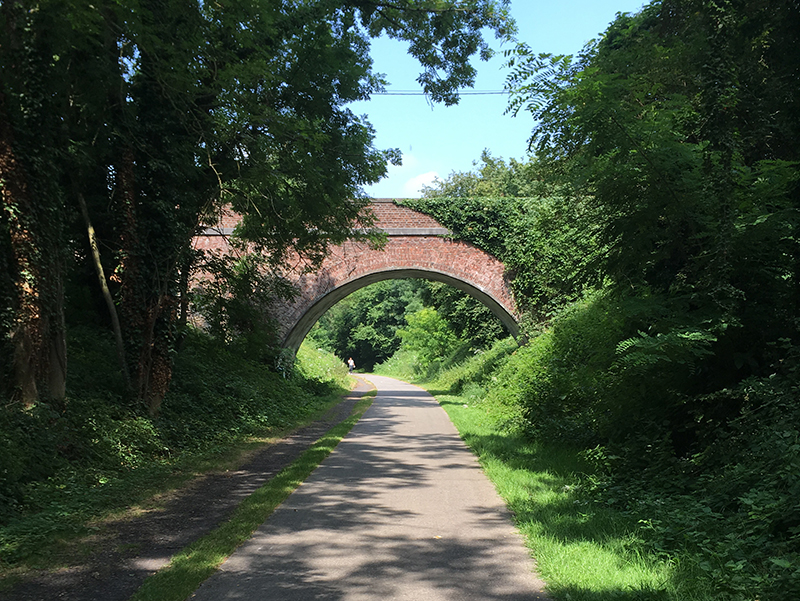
367, 200, 445, 230
193, 200, 518, 348
200, 200, 445, 235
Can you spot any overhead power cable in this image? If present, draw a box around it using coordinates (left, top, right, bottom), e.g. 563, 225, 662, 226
372, 89, 509, 96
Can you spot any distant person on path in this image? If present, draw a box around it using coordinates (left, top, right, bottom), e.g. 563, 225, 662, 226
347, 357, 356, 373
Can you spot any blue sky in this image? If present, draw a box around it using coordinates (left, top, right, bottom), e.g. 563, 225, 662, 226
350, 0, 647, 198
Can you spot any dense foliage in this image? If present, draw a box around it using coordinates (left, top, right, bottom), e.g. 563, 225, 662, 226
0, 327, 350, 564
407, 152, 603, 318
308, 278, 507, 372
508, 0, 800, 355
382, 2, 800, 598
308, 279, 425, 371
0, 0, 512, 412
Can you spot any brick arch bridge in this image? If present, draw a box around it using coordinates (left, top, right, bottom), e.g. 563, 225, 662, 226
195, 200, 518, 353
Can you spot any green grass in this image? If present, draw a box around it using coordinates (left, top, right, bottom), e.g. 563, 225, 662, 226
373, 348, 419, 381
432, 394, 681, 601
129, 392, 375, 601
0, 336, 355, 586
295, 342, 352, 390
373, 338, 691, 601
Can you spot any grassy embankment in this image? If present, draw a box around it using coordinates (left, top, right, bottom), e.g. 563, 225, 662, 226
129, 389, 374, 601
375, 340, 703, 601
0, 327, 361, 591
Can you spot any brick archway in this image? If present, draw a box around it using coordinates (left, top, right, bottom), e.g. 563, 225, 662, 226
196, 200, 518, 352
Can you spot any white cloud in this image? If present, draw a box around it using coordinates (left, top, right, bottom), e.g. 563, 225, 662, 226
398, 151, 420, 169
402, 171, 439, 198
367, 152, 439, 198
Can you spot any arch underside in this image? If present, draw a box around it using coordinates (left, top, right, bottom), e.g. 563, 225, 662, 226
282, 267, 519, 353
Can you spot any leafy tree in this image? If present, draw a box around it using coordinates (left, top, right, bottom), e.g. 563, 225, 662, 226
409, 152, 603, 318
419, 281, 506, 349
309, 279, 426, 370
506, 0, 800, 371
1, 0, 514, 411
191, 248, 296, 364
397, 306, 459, 368
0, 0, 78, 405
502, 1, 800, 444
421, 149, 541, 198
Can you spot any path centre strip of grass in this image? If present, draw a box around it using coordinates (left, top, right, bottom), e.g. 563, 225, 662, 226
431, 392, 688, 601
129, 391, 375, 601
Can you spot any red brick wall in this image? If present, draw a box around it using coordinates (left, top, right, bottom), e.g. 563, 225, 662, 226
277, 235, 516, 326
193, 201, 518, 346
367, 200, 445, 230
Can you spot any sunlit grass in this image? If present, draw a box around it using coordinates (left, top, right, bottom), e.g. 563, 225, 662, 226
296, 341, 351, 390
431, 393, 680, 601
373, 348, 419, 381
0, 340, 354, 586
129, 392, 375, 601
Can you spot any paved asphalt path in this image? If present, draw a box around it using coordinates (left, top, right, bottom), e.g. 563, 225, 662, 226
190, 374, 549, 600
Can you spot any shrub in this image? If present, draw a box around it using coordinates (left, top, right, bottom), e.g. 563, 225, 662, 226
0, 324, 349, 560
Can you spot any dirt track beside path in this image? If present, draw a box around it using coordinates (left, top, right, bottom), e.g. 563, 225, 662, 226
4, 380, 373, 601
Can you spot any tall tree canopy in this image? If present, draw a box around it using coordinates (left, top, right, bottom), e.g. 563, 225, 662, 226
0, 0, 513, 411
506, 0, 800, 382
409, 151, 602, 318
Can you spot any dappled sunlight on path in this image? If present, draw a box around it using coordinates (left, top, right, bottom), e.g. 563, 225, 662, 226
190, 375, 548, 600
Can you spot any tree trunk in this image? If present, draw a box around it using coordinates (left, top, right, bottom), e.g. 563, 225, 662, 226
0, 90, 40, 406
77, 191, 130, 389
138, 294, 176, 415
116, 146, 147, 407
178, 254, 192, 332
46, 273, 67, 402
116, 146, 175, 414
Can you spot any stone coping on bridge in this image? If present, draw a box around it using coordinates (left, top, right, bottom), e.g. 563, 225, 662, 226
381, 227, 450, 236
202, 226, 451, 237
201, 200, 448, 237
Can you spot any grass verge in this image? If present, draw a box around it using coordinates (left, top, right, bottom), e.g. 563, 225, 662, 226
128, 391, 375, 601
432, 394, 679, 601
0, 338, 353, 587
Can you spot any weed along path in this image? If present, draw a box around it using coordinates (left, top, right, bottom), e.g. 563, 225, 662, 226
3, 380, 373, 601
190, 374, 549, 601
